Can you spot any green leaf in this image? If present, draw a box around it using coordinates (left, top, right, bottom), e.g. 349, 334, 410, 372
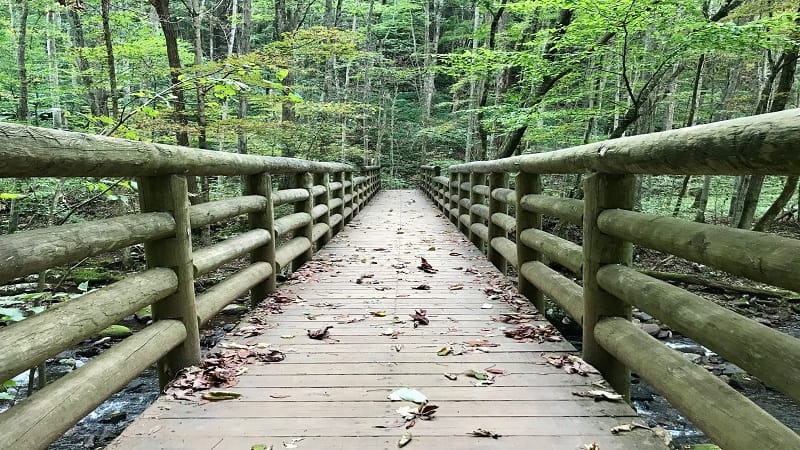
78, 281, 89, 292
275, 69, 289, 81
202, 390, 242, 401
0, 193, 26, 200
287, 92, 303, 103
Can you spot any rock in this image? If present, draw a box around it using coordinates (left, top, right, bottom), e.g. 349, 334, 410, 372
222, 323, 236, 332
754, 317, 773, 327
58, 358, 77, 367
134, 306, 152, 322
640, 323, 661, 336
656, 329, 672, 339
633, 311, 653, 322
630, 382, 656, 402
99, 325, 132, 339
99, 410, 127, 424
682, 353, 703, 364
728, 372, 764, 392
221, 304, 248, 316
718, 362, 745, 376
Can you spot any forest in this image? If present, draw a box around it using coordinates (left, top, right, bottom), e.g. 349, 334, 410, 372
1, 0, 799, 231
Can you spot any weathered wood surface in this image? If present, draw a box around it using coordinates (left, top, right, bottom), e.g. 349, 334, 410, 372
111, 190, 665, 450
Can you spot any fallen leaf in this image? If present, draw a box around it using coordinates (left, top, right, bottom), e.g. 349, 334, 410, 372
280, 335, 295, 339
581, 444, 600, 450
449, 283, 464, 290
610, 421, 650, 434
472, 379, 495, 387
282, 437, 304, 449
444, 373, 458, 381
269, 394, 291, 398
480, 303, 493, 309
428, 246, 436, 251
371, 311, 388, 317
449, 252, 462, 256
543, 354, 599, 376
437, 347, 452, 356
504, 323, 562, 343
201, 391, 242, 401
572, 390, 624, 402
387, 388, 428, 404
409, 309, 429, 326
398, 432, 413, 448
411, 284, 431, 290
307, 326, 333, 340
463, 369, 488, 380
470, 428, 501, 439
465, 339, 498, 347
418, 257, 437, 273
485, 368, 509, 376
251, 444, 272, 450
393, 344, 404, 352
382, 328, 397, 336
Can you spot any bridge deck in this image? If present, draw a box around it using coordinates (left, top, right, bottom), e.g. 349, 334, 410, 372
110, 190, 667, 450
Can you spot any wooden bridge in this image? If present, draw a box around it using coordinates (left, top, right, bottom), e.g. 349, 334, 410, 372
0, 110, 799, 449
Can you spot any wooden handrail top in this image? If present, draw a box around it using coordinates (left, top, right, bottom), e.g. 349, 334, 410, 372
448, 108, 800, 175
0, 123, 352, 177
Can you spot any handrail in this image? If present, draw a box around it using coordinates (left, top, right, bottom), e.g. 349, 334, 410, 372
419, 108, 800, 450
0, 124, 382, 450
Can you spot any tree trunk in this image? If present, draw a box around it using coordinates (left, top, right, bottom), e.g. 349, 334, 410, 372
753, 176, 799, 231
102, 0, 119, 120
685, 54, 705, 127
12, 0, 29, 122
237, 0, 251, 156
420, 0, 442, 160
694, 175, 712, 223
46, 9, 62, 128
672, 175, 691, 217
150, 0, 190, 147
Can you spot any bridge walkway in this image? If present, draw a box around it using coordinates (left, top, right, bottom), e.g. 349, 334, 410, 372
110, 190, 667, 449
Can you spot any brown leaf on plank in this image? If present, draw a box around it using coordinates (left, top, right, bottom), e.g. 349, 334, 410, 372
470, 428, 501, 439
504, 323, 562, 343
418, 257, 438, 273
465, 339, 498, 347
307, 325, 333, 340
411, 284, 431, 290
610, 421, 650, 434
409, 309, 429, 326
542, 354, 599, 376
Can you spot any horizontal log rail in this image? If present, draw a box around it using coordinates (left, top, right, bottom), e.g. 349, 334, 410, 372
418, 107, 800, 450
0, 124, 381, 450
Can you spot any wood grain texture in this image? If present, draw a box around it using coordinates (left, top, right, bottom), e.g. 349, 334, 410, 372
111, 190, 665, 450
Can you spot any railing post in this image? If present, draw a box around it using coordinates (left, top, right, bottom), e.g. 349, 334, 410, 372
433, 166, 442, 208
582, 173, 635, 401
344, 170, 354, 224
245, 172, 276, 303
469, 172, 484, 248
318, 172, 333, 246
488, 171, 508, 274
334, 171, 346, 234
516, 172, 544, 313
293, 171, 314, 270
137, 175, 201, 387
448, 171, 459, 226
457, 172, 469, 234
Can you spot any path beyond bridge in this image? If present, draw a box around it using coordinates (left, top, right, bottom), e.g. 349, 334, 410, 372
110, 190, 666, 450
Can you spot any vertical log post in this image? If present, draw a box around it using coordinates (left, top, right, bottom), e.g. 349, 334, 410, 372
469, 172, 484, 249
448, 171, 458, 226
488, 171, 508, 274
293, 171, 314, 270
582, 173, 635, 401
245, 172, 276, 304
433, 166, 442, 210
516, 172, 544, 313
137, 175, 201, 387
318, 172, 333, 246
334, 171, 346, 234
457, 172, 469, 234
344, 170, 354, 224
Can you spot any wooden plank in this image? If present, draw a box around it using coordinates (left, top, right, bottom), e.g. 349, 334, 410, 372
113, 190, 663, 450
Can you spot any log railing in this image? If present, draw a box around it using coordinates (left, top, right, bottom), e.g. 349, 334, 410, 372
0, 123, 380, 450
420, 108, 800, 450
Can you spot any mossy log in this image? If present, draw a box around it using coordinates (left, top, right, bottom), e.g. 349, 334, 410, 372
0, 213, 174, 285
519, 228, 583, 274
491, 188, 516, 204
0, 268, 176, 383
520, 195, 583, 225
329, 181, 343, 192
273, 188, 309, 206
470, 204, 490, 220
638, 270, 797, 298
0, 319, 186, 450
244, 173, 276, 304
595, 317, 800, 450
196, 262, 273, 324
469, 223, 489, 243
192, 229, 271, 277
312, 223, 331, 243
329, 214, 343, 229
188, 196, 266, 229
275, 237, 312, 271
520, 261, 583, 324
491, 237, 518, 268
273, 212, 312, 238
491, 212, 516, 234
0, 122, 351, 177
311, 204, 329, 220
310, 185, 327, 197
329, 198, 343, 211
458, 214, 470, 229
598, 209, 800, 293
448, 108, 800, 175
472, 184, 490, 196
598, 264, 800, 402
